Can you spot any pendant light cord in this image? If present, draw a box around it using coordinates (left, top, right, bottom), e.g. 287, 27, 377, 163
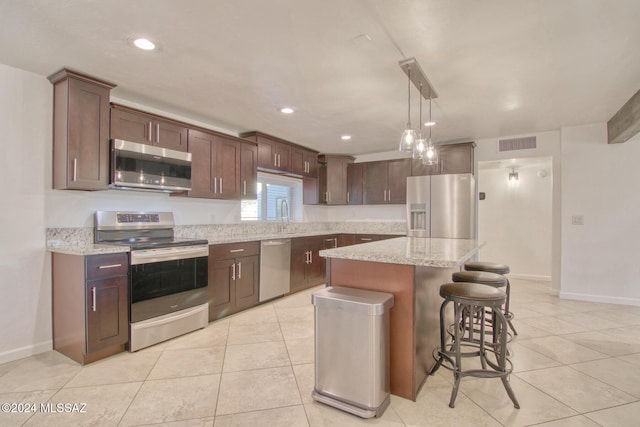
428, 97, 432, 139
419, 84, 423, 132
407, 68, 411, 125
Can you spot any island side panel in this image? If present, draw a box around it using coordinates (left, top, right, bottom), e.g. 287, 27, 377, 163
327, 258, 417, 401
413, 265, 456, 394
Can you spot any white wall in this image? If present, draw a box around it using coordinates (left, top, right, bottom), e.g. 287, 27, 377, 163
478, 162, 553, 279
0, 64, 53, 362
560, 124, 640, 305
475, 130, 562, 291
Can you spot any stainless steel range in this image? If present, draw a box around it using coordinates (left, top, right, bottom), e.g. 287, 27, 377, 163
95, 211, 209, 351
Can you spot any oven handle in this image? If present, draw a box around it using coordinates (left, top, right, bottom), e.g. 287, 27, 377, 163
130, 245, 209, 265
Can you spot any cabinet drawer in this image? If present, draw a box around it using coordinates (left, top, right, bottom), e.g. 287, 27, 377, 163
86, 253, 128, 281
209, 241, 260, 260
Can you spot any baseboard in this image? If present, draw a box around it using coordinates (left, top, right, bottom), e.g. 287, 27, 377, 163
0, 340, 53, 365
509, 274, 551, 281
559, 292, 640, 307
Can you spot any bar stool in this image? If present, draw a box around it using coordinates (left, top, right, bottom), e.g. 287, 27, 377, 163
464, 262, 517, 335
451, 270, 511, 345
430, 282, 520, 409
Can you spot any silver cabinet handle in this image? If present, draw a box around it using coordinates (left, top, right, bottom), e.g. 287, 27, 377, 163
361, 238, 373, 241
214, 177, 217, 194
334, 238, 338, 247
309, 251, 313, 263
305, 250, 310, 264
155, 123, 160, 143
219, 177, 222, 194
98, 264, 122, 269
147, 121, 152, 142
277, 153, 281, 167
243, 180, 247, 196
229, 248, 244, 253
72, 158, 77, 182
231, 263, 236, 280
91, 287, 96, 312
388, 190, 391, 201
347, 191, 349, 203
237, 262, 241, 279
274, 153, 278, 167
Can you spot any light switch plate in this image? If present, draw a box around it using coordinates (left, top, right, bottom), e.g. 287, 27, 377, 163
571, 215, 584, 225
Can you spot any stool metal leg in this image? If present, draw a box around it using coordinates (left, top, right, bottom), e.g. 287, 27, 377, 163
494, 308, 520, 409
505, 278, 518, 336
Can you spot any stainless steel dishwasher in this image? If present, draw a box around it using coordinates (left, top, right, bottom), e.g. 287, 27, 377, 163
259, 239, 291, 302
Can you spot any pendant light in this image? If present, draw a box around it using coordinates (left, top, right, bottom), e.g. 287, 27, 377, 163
399, 67, 416, 152
423, 98, 439, 166
413, 84, 426, 159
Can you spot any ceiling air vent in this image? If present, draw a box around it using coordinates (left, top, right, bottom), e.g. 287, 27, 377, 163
497, 136, 537, 152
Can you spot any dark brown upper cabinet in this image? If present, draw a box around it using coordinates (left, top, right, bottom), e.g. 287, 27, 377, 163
318, 154, 354, 205
187, 129, 240, 200
291, 146, 319, 178
346, 163, 364, 205
241, 131, 291, 173
411, 142, 475, 175
363, 159, 411, 204
48, 69, 115, 191
110, 104, 188, 152
240, 142, 258, 199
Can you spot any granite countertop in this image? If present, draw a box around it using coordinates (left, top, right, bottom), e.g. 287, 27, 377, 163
319, 237, 485, 268
46, 223, 406, 255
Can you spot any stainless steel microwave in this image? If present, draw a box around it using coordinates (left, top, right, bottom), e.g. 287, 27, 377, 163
110, 139, 192, 192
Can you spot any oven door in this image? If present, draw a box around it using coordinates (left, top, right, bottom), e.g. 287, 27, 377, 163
130, 245, 209, 323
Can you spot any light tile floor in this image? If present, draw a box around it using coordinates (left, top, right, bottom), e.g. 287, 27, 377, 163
2, 279, 640, 426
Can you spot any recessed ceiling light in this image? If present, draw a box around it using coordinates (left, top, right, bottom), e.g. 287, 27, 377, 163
133, 38, 156, 50
280, 107, 294, 114
424, 121, 436, 127
341, 135, 352, 140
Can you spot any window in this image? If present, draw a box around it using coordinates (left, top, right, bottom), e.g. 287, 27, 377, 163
241, 172, 302, 221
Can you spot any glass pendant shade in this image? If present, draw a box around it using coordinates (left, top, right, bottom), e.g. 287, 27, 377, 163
423, 138, 439, 165
413, 136, 426, 159
399, 127, 417, 152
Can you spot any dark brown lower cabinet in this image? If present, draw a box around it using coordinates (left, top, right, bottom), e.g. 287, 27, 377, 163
52, 252, 128, 364
208, 242, 260, 321
290, 236, 326, 293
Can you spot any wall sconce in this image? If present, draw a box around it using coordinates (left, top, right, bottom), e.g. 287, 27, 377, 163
508, 168, 519, 183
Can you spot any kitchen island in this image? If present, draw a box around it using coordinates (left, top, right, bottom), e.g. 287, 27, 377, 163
319, 237, 485, 401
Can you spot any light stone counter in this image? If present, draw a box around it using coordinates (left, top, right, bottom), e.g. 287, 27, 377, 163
46, 222, 407, 255
319, 237, 485, 268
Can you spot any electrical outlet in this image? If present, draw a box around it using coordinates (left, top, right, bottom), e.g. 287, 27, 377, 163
571, 215, 584, 225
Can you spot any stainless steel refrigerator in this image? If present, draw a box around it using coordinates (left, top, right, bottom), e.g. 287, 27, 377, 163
406, 174, 476, 239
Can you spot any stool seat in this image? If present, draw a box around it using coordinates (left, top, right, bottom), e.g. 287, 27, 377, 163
452, 271, 507, 288
440, 282, 506, 305
464, 261, 510, 275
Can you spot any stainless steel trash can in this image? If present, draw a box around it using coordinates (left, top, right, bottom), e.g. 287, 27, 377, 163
311, 286, 394, 418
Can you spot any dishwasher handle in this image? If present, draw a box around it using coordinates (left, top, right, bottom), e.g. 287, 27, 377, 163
262, 240, 290, 246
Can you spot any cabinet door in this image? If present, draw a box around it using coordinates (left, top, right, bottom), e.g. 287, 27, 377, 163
154, 119, 188, 152
290, 239, 309, 293
110, 107, 154, 145
209, 258, 234, 321
86, 277, 128, 353
363, 162, 388, 204
187, 130, 215, 198
387, 159, 410, 204
276, 142, 291, 172
338, 234, 356, 247
290, 147, 305, 176
440, 143, 474, 174
240, 143, 258, 199
325, 157, 349, 205
411, 159, 439, 176
59, 78, 109, 190
217, 136, 241, 199
303, 177, 319, 205
347, 163, 363, 205
307, 238, 326, 286
304, 151, 318, 177
235, 255, 259, 310
257, 137, 278, 169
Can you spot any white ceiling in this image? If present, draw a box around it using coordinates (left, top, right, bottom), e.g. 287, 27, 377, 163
1, 0, 639, 155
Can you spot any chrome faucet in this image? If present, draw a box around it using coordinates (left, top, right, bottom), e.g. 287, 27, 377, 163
280, 199, 290, 222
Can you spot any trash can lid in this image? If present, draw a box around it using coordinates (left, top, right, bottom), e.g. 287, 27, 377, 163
312, 286, 394, 315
